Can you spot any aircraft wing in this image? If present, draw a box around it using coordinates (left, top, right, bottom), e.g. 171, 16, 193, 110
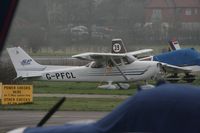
72, 52, 126, 61
72, 49, 152, 61
127, 49, 153, 56
161, 63, 192, 73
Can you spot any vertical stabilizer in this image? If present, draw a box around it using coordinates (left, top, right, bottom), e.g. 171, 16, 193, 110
7, 47, 45, 77
168, 39, 181, 51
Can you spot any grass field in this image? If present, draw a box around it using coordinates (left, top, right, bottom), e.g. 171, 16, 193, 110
32, 79, 200, 95
1, 79, 200, 111
33, 81, 137, 95
0, 97, 125, 111
0, 81, 135, 111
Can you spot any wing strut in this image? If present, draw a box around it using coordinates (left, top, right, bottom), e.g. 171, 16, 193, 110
110, 57, 129, 81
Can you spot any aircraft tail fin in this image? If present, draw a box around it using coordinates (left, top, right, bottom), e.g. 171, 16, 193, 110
168, 39, 181, 51
7, 47, 45, 78
111, 38, 127, 53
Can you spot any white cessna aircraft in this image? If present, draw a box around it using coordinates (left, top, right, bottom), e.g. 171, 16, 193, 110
7, 39, 165, 89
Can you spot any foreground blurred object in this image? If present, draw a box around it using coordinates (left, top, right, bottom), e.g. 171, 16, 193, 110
0, 0, 18, 53
8, 83, 200, 133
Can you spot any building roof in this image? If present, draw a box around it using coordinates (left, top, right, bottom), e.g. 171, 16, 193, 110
145, 0, 200, 8
174, 0, 200, 7
145, 0, 170, 8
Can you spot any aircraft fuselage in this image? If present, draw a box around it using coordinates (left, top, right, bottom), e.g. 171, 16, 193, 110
38, 61, 160, 82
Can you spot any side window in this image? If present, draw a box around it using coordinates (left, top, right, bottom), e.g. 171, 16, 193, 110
122, 57, 130, 65
185, 8, 192, 16
107, 60, 114, 67
114, 58, 121, 65
91, 62, 105, 68
107, 58, 122, 67
151, 9, 162, 21
194, 8, 198, 15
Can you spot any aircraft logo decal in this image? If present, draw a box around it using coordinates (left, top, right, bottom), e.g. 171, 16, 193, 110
21, 59, 32, 66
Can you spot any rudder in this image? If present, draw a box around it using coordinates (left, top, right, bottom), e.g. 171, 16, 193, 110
168, 39, 181, 51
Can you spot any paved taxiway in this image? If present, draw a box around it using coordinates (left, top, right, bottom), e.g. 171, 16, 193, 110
0, 111, 108, 132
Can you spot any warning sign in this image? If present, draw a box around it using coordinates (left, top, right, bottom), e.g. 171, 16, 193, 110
1, 85, 33, 105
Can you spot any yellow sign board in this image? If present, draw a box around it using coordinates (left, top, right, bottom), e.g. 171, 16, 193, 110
1, 85, 33, 105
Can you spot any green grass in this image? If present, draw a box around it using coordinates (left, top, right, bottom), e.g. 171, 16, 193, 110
0, 81, 134, 111
32, 81, 137, 95
24, 79, 200, 95
2, 79, 200, 111
0, 97, 124, 111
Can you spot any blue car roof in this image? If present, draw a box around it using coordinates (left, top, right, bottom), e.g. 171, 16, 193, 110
153, 48, 200, 66
25, 83, 200, 133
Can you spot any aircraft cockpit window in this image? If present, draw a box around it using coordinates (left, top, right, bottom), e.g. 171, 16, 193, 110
122, 57, 131, 65
114, 58, 121, 65
107, 58, 122, 67
90, 62, 105, 68
88, 58, 129, 68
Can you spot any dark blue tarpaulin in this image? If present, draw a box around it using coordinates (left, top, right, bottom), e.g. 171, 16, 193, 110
25, 83, 200, 133
153, 48, 200, 66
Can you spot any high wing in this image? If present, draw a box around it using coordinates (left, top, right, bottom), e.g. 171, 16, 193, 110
126, 49, 153, 56
72, 52, 127, 61
161, 63, 192, 73
72, 49, 153, 61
